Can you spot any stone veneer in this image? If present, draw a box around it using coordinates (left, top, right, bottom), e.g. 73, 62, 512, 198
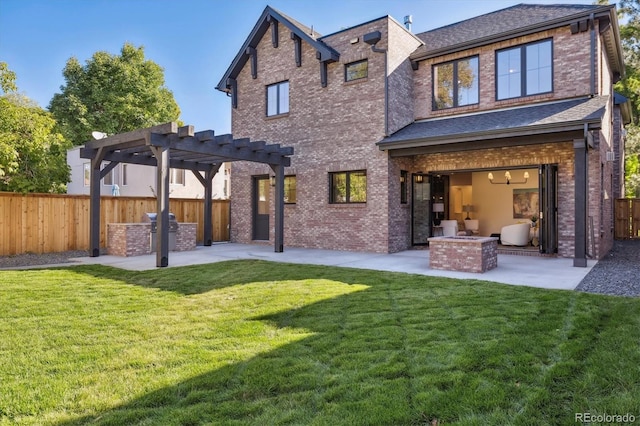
428, 236, 498, 273
107, 223, 197, 257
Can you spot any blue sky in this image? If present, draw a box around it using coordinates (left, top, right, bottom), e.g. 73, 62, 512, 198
1, 0, 604, 134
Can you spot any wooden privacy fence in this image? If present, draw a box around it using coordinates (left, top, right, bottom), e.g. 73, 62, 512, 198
614, 198, 640, 239
0, 192, 230, 256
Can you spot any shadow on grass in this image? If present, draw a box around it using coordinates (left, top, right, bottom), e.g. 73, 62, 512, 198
55, 260, 639, 425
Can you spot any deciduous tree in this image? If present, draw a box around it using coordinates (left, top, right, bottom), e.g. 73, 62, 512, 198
0, 63, 70, 193
49, 43, 181, 146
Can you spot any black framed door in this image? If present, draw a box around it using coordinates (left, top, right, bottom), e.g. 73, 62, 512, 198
412, 174, 431, 245
252, 176, 270, 240
538, 164, 558, 254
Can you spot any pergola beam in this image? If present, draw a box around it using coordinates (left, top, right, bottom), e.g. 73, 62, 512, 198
81, 122, 294, 267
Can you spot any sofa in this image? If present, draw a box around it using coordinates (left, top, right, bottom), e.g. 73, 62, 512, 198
500, 223, 531, 246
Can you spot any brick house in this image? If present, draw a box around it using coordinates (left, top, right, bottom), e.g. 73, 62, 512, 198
217, 3, 631, 266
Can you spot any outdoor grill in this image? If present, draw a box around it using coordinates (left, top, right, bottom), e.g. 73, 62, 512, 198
141, 212, 178, 251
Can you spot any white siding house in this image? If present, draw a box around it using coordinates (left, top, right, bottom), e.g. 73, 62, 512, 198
67, 146, 230, 199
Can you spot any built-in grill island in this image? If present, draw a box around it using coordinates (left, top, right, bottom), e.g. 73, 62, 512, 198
141, 212, 179, 252
107, 213, 196, 257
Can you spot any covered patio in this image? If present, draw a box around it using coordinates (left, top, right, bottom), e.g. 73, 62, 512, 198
80, 122, 293, 267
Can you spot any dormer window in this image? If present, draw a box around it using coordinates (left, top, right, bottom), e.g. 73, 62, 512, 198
433, 56, 479, 110
266, 81, 289, 117
496, 39, 552, 100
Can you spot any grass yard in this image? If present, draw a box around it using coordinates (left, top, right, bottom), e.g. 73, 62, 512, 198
1, 260, 639, 425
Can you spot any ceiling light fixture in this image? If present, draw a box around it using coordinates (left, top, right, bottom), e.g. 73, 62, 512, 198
488, 171, 529, 185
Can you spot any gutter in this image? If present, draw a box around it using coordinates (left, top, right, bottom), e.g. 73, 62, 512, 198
377, 119, 602, 151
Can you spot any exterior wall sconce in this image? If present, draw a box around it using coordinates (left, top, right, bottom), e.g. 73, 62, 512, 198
270, 176, 276, 187
488, 171, 529, 185
415, 175, 424, 183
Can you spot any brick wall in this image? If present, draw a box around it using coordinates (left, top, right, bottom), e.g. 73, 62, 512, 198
175, 223, 197, 252
230, 17, 401, 253
107, 223, 151, 257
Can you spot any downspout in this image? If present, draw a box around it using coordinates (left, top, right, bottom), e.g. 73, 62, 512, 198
364, 31, 389, 137
590, 13, 595, 96
371, 45, 389, 137
573, 124, 590, 267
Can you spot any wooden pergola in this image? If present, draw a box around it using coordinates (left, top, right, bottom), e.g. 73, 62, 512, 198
80, 122, 293, 267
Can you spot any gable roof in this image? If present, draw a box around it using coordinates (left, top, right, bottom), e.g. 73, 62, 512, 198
216, 6, 340, 93
411, 3, 619, 65
377, 96, 608, 153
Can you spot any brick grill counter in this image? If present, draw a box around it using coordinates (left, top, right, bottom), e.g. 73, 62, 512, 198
427, 236, 499, 273
107, 222, 197, 257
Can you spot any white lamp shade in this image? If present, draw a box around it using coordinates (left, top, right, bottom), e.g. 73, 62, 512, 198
433, 203, 445, 213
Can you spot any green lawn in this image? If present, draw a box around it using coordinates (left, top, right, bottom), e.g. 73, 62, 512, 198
1, 260, 639, 425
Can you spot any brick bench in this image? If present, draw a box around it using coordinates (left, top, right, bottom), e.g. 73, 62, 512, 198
427, 236, 499, 273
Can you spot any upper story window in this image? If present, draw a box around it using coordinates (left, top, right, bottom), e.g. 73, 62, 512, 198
496, 39, 552, 100
266, 81, 289, 116
433, 56, 479, 110
329, 170, 367, 204
103, 164, 118, 186
170, 168, 185, 185
83, 163, 90, 186
345, 60, 368, 82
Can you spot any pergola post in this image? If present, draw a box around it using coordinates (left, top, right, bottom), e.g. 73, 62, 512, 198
151, 143, 170, 267
89, 155, 103, 257
271, 163, 285, 252
201, 164, 222, 246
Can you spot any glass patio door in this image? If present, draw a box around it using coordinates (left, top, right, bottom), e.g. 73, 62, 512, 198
412, 174, 431, 245
538, 164, 558, 254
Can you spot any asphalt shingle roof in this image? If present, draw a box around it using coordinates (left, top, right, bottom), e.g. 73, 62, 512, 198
378, 96, 608, 148
412, 3, 604, 58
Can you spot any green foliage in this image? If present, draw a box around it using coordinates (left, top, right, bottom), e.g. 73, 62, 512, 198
0, 62, 17, 94
0, 63, 70, 193
48, 43, 181, 146
612, 0, 640, 197
625, 126, 640, 196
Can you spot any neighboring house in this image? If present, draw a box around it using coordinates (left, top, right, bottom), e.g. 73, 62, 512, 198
216, 3, 632, 265
67, 146, 231, 199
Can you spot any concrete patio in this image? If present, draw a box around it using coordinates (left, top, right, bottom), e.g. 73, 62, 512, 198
67, 243, 596, 291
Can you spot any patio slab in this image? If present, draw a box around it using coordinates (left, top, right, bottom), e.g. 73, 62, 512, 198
67, 243, 596, 291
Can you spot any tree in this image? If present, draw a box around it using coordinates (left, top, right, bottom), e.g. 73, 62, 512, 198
0, 63, 71, 193
609, 0, 640, 196
49, 43, 181, 146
